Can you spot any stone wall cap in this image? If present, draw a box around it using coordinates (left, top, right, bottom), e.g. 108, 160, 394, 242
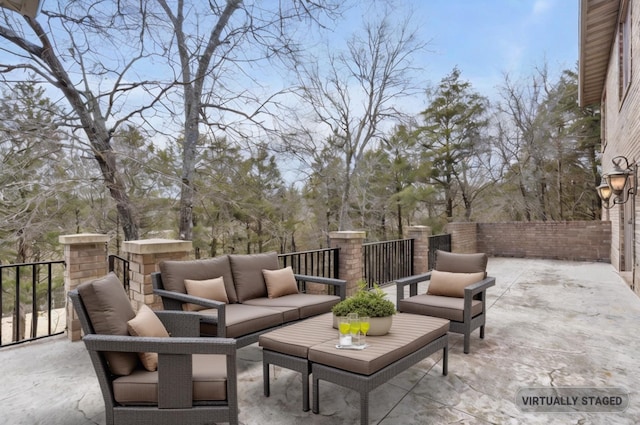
329, 231, 366, 239
59, 234, 109, 245
123, 239, 193, 254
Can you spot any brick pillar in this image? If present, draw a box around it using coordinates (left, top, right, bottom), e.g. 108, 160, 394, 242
59, 233, 110, 341
122, 239, 192, 310
405, 225, 431, 275
445, 222, 478, 253
329, 231, 366, 297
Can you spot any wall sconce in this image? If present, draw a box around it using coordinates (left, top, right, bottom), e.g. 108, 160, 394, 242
597, 156, 637, 209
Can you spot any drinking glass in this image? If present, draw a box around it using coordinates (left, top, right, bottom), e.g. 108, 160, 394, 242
359, 316, 370, 346
348, 313, 360, 346
338, 316, 352, 346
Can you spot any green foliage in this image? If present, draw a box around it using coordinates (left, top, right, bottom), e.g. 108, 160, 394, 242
332, 281, 396, 317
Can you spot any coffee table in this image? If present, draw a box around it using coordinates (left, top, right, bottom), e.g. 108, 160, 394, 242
258, 312, 449, 423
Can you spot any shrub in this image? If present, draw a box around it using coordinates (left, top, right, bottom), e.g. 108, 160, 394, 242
331, 280, 396, 317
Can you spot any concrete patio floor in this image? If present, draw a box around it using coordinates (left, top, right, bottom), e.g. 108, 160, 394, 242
1, 257, 639, 424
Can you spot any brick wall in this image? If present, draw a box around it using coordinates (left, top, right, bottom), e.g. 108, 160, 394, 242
474, 221, 611, 262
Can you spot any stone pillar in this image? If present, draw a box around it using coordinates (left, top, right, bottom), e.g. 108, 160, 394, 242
329, 231, 366, 297
405, 225, 431, 275
59, 233, 110, 341
122, 239, 192, 310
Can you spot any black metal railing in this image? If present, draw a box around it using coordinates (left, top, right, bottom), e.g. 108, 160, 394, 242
278, 248, 339, 278
108, 254, 130, 291
428, 233, 452, 269
362, 238, 414, 288
0, 260, 66, 348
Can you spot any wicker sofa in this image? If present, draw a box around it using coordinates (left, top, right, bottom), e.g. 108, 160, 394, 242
152, 252, 346, 348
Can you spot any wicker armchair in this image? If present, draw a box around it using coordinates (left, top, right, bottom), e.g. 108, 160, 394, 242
69, 273, 238, 425
396, 250, 495, 354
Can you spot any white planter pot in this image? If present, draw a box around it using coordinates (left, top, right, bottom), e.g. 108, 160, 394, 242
332, 314, 393, 336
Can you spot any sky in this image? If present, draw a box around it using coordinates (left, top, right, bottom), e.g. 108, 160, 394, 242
385, 0, 579, 102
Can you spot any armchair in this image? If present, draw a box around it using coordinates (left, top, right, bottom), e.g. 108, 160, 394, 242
68, 273, 238, 425
396, 250, 495, 354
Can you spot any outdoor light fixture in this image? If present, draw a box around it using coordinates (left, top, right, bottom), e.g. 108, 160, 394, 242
0, 0, 43, 18
597, 155, 637, 209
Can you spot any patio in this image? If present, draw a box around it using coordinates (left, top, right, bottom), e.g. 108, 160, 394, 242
1, 257, 638, 424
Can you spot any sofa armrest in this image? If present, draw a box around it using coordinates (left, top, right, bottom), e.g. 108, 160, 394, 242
293, 274, 347, 300
153, 288, 225, 310
82, 333, 236, 355
395, 272, 432, 303
155, 310, 202, 337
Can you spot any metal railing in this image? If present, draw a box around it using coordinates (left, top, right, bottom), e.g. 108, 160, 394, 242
428, 233, 452, 269
0, 260, 66, 347
279, 248, 340, 294
362, 238, 414, 288
108, 254, 130, 291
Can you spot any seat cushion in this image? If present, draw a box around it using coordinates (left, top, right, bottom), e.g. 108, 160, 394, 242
244, 294, 341, 320
113, 354, 227, 404
127, 304, 170, 371
435, 250, 488, 275
263, 267, 299, 298
259, 313, 337, 358
398, 294, 483, 322
229, 252, 280, 302
184, 277, 229, 311
308, 313, 449, 375
197, 304, 284, 338
159, 256, 238, 304
77, 273, 138, 376
427, 270, 485, 298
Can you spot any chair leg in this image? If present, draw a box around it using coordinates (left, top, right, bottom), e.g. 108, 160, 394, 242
480, 324, 485, 339
463, 332, 470, 354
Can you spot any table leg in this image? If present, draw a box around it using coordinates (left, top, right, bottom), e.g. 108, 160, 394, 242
263, 361, 270, 397
312, 375, 320, 414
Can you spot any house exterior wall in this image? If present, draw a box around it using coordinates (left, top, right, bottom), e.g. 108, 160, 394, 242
600, 0, 640, 294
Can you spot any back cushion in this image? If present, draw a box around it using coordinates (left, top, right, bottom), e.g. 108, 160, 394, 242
159, 255, 238, 304
435, 250, 488, 276
229, 252, 280, 302
427, 270, 486, 298
77, 273, 138, 376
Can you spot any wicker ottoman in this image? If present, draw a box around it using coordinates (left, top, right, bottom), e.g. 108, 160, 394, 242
259, 312, 449, 422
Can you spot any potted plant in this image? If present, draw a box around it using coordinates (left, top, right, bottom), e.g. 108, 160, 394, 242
331, 280, 396, 335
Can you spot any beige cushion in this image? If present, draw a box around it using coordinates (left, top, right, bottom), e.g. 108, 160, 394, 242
308, 313, 449, 375
229, 252, 280, 302
435, 250, 488, 274
197, 304, 284, 338
399, 294, 483, 322
159, 256, 238, 303
244, 294, 340, 320
259, 313, 337, 358
427, 270, 485, 298
77, 273, 138, 376
263, 267, 298, 298
127, 304, 170, 371
113, 354, 227, 404
183, 277, 229, 311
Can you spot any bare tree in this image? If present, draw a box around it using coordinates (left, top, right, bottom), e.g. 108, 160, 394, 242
293, 11, 425, 230
0, 3, 159, 240
148, 0, 341, 240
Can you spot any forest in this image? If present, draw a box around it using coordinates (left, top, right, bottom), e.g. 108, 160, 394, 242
0, 1, 601, 266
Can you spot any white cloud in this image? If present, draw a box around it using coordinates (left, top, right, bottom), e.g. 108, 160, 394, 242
532, 0, 553, 17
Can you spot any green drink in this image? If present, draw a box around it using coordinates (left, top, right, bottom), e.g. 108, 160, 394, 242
360, 321, 370, 335
339, 322, 351, 335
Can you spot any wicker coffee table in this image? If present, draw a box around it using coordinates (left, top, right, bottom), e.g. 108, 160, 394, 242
259, 313, 449, 423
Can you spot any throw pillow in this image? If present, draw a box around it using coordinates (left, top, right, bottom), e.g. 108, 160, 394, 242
183, 276, 229, 311
427, 270, 485, 298
127, 304, 170, 372
262, 266, 299, 299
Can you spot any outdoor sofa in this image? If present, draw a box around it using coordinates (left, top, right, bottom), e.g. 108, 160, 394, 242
152, 251, 346, 348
